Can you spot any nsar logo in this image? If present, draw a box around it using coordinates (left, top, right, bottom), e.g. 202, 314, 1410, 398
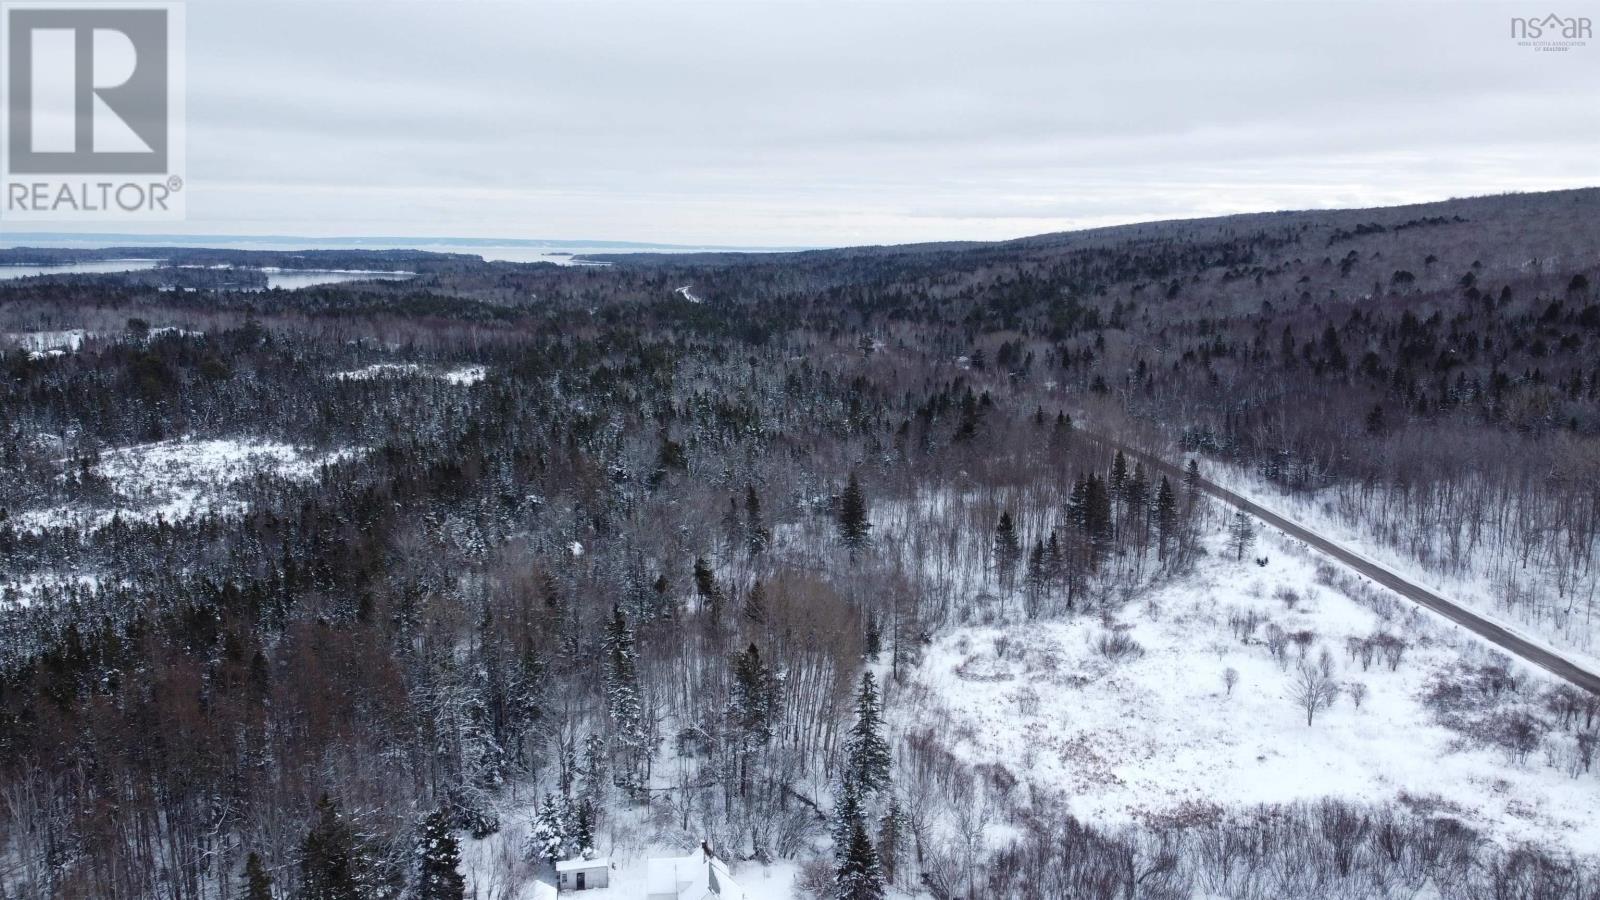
1510, 12, 1591, 52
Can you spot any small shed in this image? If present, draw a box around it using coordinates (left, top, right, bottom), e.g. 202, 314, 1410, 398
556, 855, 610, 891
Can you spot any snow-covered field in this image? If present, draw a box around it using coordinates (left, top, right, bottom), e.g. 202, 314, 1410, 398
7, 437, 357, 533
903, 525, 1600, 855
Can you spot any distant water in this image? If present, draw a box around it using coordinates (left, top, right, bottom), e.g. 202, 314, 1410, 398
0, 259, 161, 280
0, 259, 412, 289
0, 237, 760, 264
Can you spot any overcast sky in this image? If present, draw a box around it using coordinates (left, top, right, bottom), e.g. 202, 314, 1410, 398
21, 1, 1600, 246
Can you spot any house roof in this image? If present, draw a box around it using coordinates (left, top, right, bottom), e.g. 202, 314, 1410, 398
556, 856, 610, 872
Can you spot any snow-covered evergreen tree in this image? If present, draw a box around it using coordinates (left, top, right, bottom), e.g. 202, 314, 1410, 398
730, 643, 779, 745
878, 796, 909, 885
1228, 509, 1256, 561
830, 770, 865, 859
602, 606, 648, 794
412, 809, 465, 900
844, 672, 891, 796
837, 472, 871, 556
834, 818, 887, 900
528, 794, 570, 865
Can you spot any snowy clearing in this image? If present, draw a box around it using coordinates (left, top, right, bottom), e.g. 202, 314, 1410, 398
8, 437, 358, 532
457, 817, 804, 900
5, 329, 91, 357
0, 573, 107, 609
903, 525, 1600, 855
332, 363, 488, 384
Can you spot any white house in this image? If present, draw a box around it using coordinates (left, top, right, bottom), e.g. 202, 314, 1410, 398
555, 854, 610, 892
646, 845, 748, 900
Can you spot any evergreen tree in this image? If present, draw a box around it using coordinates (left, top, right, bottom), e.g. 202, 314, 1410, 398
529, 794, 569, 865
1082, 474, 1113, 565
297, 795, 367, 900
455, 666, 505, 837
1154, 476, 1178, 561
1109, 450, 1129, 501
878, 796, 909, 886
1024, 538, 1048, 613
578, 733, 609, 811
1050, 412, 1073, 452
845, 672, 891, 795
722, 497, 744, 551
243, 851, 273, 900
1228, 510, 1256, 561
830, 770, 866, 859
992, 512, 1021, 588
837, 472, 871, 557
700, 554, 726, 602
1125, 462, 1149, 523
602, 606, 646, 791
1184, 458, 1202, 505
693, 556, 722, 616
953, 388, 982, 441
413, 809, 465, 900
834, 818, 887, 900
729, 643, 780, 746
743, 579, 767, 626
1045, 530, 1062, 577
571, 798, 597, 855
744, 484, 770, 554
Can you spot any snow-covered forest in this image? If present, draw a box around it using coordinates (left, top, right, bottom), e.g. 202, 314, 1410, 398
3, 188, 1600, 899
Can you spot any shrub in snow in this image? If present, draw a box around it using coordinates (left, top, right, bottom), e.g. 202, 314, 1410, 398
1347, 681, 1368, 708
1488, 710, 1546, 765
1095, 628, 1143, 661
1014, 686, 1041, 715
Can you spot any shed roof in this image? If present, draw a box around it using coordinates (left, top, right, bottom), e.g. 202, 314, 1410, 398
556, 856, 610, 873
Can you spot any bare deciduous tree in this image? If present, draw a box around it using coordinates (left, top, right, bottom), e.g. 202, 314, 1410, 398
1290, 664, 1340, 726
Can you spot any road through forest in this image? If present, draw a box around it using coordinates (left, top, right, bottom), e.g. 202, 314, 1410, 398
1091, 436, 1600, 695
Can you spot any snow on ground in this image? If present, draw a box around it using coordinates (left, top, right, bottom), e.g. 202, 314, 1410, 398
4, 327, 203, 359
0, 573, 105, 609
1204, 463, 1600, 675
5, 329, 91, 358
903, 525, 1600, 854
7, 437, 358, 532
458, 815, 802, 900
332, 363, 488, 384
675, 285, 704, 304
443, 364, 488, 385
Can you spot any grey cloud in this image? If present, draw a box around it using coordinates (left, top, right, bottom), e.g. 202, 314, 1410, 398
35, 0, 1600, 244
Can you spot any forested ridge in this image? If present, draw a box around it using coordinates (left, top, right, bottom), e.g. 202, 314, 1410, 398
2, 188, 1599, 899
